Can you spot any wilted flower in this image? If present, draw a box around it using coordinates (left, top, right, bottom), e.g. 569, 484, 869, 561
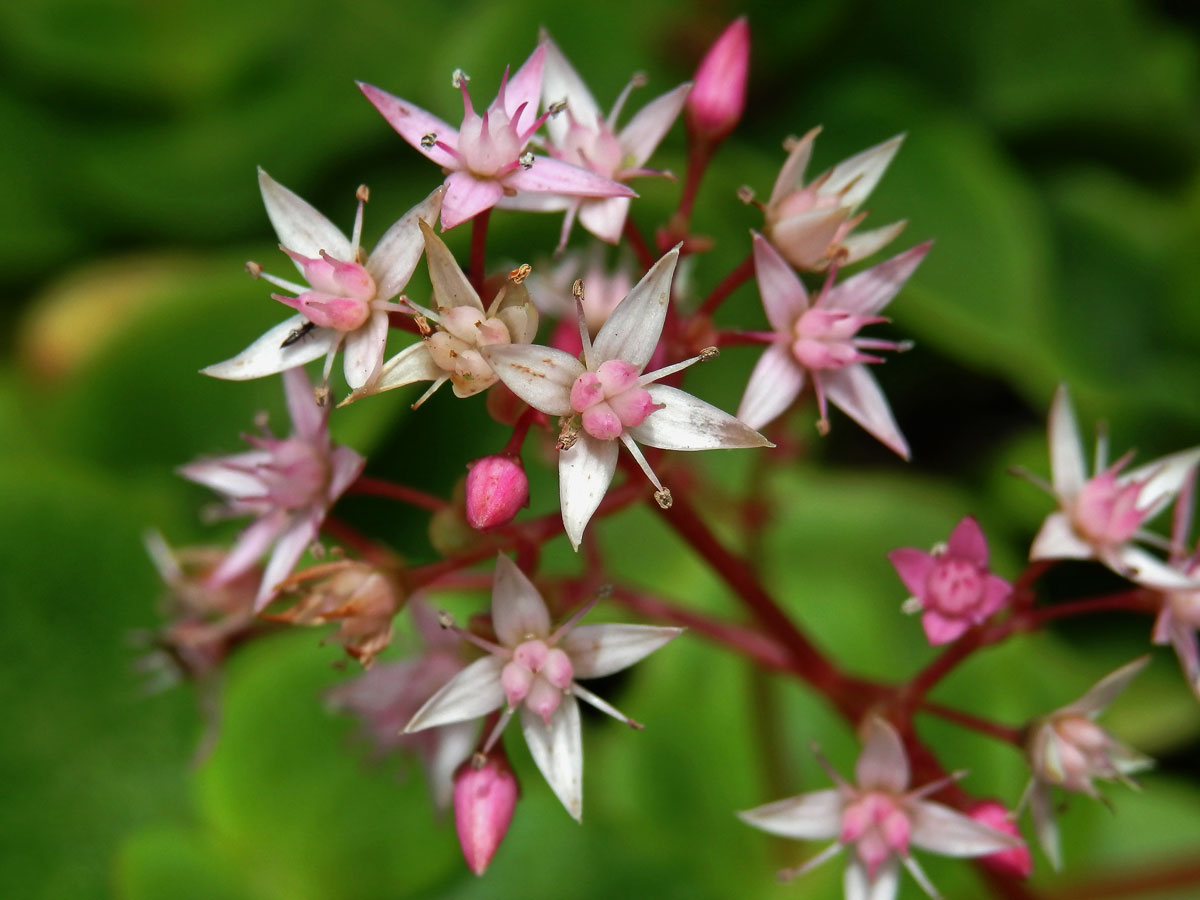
350, 221, 539, 406
202, 170, 442, 394
967, 801, 1032, 879
359, 46, 634, 231
888, 516, 1012, 645
747, 128, 906, 271
1028, 384, 1200, 589
483, 247, 772, 549
736, 232, 928, 458
454, 749, 519, 875
404, 554, 682, 820
465, 455, 529, 530
685, 17, 750, 144
178, 368, 365, 611
739, 717, 1021, 900
1022, 657, 1153, 869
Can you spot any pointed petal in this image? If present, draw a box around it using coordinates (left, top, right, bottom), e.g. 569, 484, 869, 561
887, 548, 935, 598
737, 789, 844, 840
824, 242, 931, 316
899, 856, 941, 900
327, 445, 366, 501
481, 344, 582, 416
342, 311, 389, 390
921, 611, 970, 645
1061, 655, 1148, 718
946, 516, 988, 565
841, 220, 908, 265
856, 718, 910, 793
577, 195, 630, 244
820, 366, 909, 459
504, 157, 636, 198
591, 248, 678, 369
257, 168, 351, 261
178, 450, 270, 498
421, 219, 483, 311
441, 172, 507, 231
769, 127, 818, 207
520, 698, 583, 821
1049, 384, 1087, 498
845, 858, 900, 900
821, 134, 904, 210
209, 510, 287, 587
1168, 623, 1200, 701
281, 365, 324, 441
1029, 782, 1062, 870
201, 315, 337, 381
256, 513, 318, 610
752, 232, 809, 332
561, 624, 683, 679
629, 384, 772, 451
367, 186, 445, 300
981, 574, 1014, 617
424, 720, 477, 812
372, 341, 443, 393
1113, 546, 1200, 589
491, 553, 552, 645
910, 800, 1024, 856
1125, 447, 1200, 516
736, 343, 805, 431
405, 656, 507, 732
540, 35, 600, 142
770, 207, 848, 270
357, 82, 460, 168
1029, 511, 1094, 561
619, 82, 691, 167
570, 682, 638, 726
506, 43, 547, 134
559, 433, 619, 551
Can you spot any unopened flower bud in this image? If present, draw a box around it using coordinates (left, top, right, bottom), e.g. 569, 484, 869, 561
465, 456, 530, 530
969, 802, 1032, 879
686, 17, 750, 144
454, 751, 518, 876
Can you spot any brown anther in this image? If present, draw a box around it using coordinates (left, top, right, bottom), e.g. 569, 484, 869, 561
356, 184, 370, 203
736, 185, 756, 205
508, 263, 532, 284
816, 418, 831, 437
471, 751, 488, 770
415, 315, 432, 336
556, 419, 579, 452
782, 134, 800, 152
698, 346, 720, 362
548, 99, 568, 116
420, 132, 437, 149
518, 152, 534, 170
654, 488, 673, 509
437, 610, 456, 629
244, 260, 263, 278
314, 385, 332, 407
571, 279, 585, 298
630, 72, 648, 88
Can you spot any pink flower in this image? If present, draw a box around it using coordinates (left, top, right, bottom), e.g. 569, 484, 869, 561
178, 367, 365, 611
888, 517, 1013, 644
968, 802, 1032, 879
454, 749, 519, 875
358, 46, 635, 231
740, 718, 1021, 900
685, 17, 750, 144
736, 232, 929, 457
1153, 476, 1200, 700
202, 170, 442, 393
1028, 384, 1200, 589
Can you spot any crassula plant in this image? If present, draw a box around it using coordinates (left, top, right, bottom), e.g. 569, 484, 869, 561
145, 17, 1200, 900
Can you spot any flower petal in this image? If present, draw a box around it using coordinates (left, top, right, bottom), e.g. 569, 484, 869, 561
520, 697, 583, 821
208, 509, 287, 587
921, 611, 970, 645
201, 315, 337, 381
505, 43, 546, 134
178, 450, 271, 498
367, 186, 445, 300
420, 219, 484, 312
824, 241, 931, 316
821, 134, 904, 210
1029, 511, 1093, 561
327, 445, 367, 501
840, 220, 907, 266
737, 788, 844, 840
909, 800, 1024, 856
491, 553, 552, 645
342, 310, 389, 390
855, 718, 909, 793
629, 384, 772, 451
560, 433, 619, 551
405, 656, 507, 732
768, 127, 818, 207
540, 34, 600, 142
357, 82, 460, 168
820, 365, 910, 459
887, 548, 934, 598
255, 512, 318, 610
1029, 781, 1061, 870
424, 720, 477, 813
1113, 545, 1200, 589
981, 573, 1014, 617
591, 248, 678, 370
258, 168, 352, 262
735, 343, 806, 432
369, 341, 444, 394
844, 857, 899, 900
1167, 621, 1200, 702
561, 624, 683, 679
577, 195, 630, 244
946, 516, 988, 566
1125, 446, 1200, 517
441, 172, 507, 231
481, 344, 582, 416
1048, 384, 1087, 498
504, 157, 636, 198
1060, 655, 1149, 718
618, 82, 691, 167
752, 231, 809, 332
770, 207, 847, 269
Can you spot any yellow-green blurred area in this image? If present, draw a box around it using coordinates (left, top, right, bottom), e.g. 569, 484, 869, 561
4, 0, 1200, 897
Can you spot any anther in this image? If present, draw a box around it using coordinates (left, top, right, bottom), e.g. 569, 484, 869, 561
816, 418, 831, 437
782, 134, 800, 152
698, 346, 720, 362
451, 69, 470, 88
736, 185, 756, 205
630, 71, 648, 88
509, 263, 532, 284
414, 315, 432, 336
557, 419, 579, 451
356, 184, 370, 203
571, 279, 585, 298
518, 152, 534, 170
548, 99, 568, 116
437, 610, 456, 629
245, 260, 263, 278
654, 488, 673, 509
420, 132, 437, 149
470, 750, 487, 770
314, 385, 331, 407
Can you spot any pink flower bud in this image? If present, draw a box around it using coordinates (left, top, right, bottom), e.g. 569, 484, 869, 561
454, 751, 519, 876
686, 17, 750, 144
969, 802, 1032, 879
465, 456, 529, 530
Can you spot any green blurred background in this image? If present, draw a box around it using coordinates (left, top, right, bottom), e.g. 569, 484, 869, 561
4, 0, 1200, 897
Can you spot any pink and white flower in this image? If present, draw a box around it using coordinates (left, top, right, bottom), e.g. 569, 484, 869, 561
888, 516, 1013, 645
685, 17, 750, 145
483, 247, 772, 549
404, 554, 683, 820
202, 170, 442, 393
1152, 476, 1200, 700
178, 367, 365, 611
736, 232, 929, 457
1022, 657, 1153, 869
359, 46, 635, 231
1028, 384, 1200, 589
740, 717, 1021, 900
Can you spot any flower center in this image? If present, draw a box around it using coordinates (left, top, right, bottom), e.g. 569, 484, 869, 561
501, 638, 574, 723
281, 248, 377, 332
791, 308, 877, 371
557, 121, 624, 178
1071, 471, 1147, 547
1048, 714, 1118, 791
570, 359, 662, 441
458, 107, 525, 178
426, 306, 514, 397
840, 792, 911, 879
925, 557, 986, 615
256, 437, 330, 510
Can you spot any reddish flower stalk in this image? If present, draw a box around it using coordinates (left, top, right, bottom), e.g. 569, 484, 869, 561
469, 207, 491, 295
697, 251, 754, 317
349, 475, 449, 512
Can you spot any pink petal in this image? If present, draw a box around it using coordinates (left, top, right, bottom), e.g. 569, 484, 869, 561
1048, 384, 1087, 499
752, 232, 809, 333
491, 553, 552, 646
201, 315, 337, 381
618, 82, 691, 167
629, 384, 772, 451
840, 220, 908, 266
405, 656, 508, 732
820, 365, 909, 459
357, 82, 460, 168
578, 195, 630, 244
519, 698, 583, 820
1029, 782, 1061, 870
441, 172, 506, 231
824, 242, 932, 316
980, 574, 1014, 618
855, 718, 909, 794
209, 509, 287, 587
1167, 622, 1200, 701
768, 127, 818, 207
736, 343, 806, 431
921, 610, 970, 645
559, 433, 619, 551
327, 445, 367, 502
481, 344, 582, 417
591, 247, 678, 371
821, 134, 904, 210
342, 310, 389, 390
257, 168, 351, 263
282, 365, 325, 442
367, 186, 445, 300
540, 34, 600, 142
504, 156, 637, 198
1111, 545, 1200, 590
178, 450, 271, 499
561, 624, 683, 679
886, 547, 934, 598
255, 512, 318, 610
505, 43, 546, 134
946, 516, 988, 566
736, 788, 844, 840
910, 800, 1023, 856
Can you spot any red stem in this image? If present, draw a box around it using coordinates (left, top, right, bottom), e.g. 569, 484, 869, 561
676, 141, 713, 223
698, 251, 755, 317
1047, 855, 1200, 900
469, 207, 491, 295
917, 700, 1024, 745
622, 217, 656, 272
320, 516, 397, 568
502, 406, 536, 457
348, 475, 448, 512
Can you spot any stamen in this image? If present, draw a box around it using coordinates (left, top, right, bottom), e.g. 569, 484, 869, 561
351, 184, 368, 254
1095, 421, 1110, 473
639, 352, 707, 385
573, 282, 594, 368
902, 856, 944, 900
547, 99, 568, 117
907, 769, 967, 801
259, 268, 309, 295
619, 433, 664, 491
808, 741, 853, 790
607, 71, 647, 128
451, 68, 470, 87
571, 682, 644, 729
420, 132, 437, 149
245, 260, 263, 278
1007, 465, 1054, 496
452, 68, 473, 116
519, 105, 560, 143
548, 587, 608, 643
736, 185, 756, 205
412, 376, 449, 409
776, 841, 843, 882
556, 417, 580, 451
508, 263, 532, 284
654, 488, 673, 509
481, 706, 516, 754
518, 151, 534, 170
435, 610, 510, 656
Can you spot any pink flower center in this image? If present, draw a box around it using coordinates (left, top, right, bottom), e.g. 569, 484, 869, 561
458, 106, 527, 177
570, 359, 662, 441
791, 308, 880, 371
1168, 587, 1200, 627
1071, 470, 1147, 547
925, 557, 986, 615
840, 792, 911, 878
256, 437, 330, 510
280, 248, 376, 332
771, 185, 841, 223
556, 119, 624, 178
501, 638, 574, 723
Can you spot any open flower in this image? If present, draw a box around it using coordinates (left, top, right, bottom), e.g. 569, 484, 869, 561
1028, 384, 1200, 589
359, 45, 634, 231
483, 247, 772, 549
748, 128, 906, 271
202, 170, 442, 394
499, 34, 690, 248
404, 554, 682, 820
888, 516, 1013, 644
740, 718, 1021, 900
1022, 657, 1153, 869
736, 232, 928, 458
1153, 476, 1200, 700
178, 367, 365, 611
350, 221, 539, 406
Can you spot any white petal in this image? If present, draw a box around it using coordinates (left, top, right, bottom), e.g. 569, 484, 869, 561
540, 34, 600, 142
201, 315, 337, 381
560, 433, 619, 551
855, 718, 909, 793
1060, 655, 1149, 718
1029, 781, 1062, 870
736, 343, 805, 431
840, 220, 908, 266
737, 789, 844, 840
1113, 546, 1200, 589
820, 134, 904, 210
909, 800, 1024, 856
282, 366, 325, 442
405, 656, 507, 732
1168, 623, 1200, 702
178, 450, 271, 498
373, 341, 443, 393
1049, 384, 1087, 498
823, 241, 931, 316
770, 207, 847, 269
421, 220, 483, 312
577, 195, 630, 244
481, 344, 582, 416
342, 311, 389, 390
561, 624, 683, 679
367, 186, 445, 301
591, 247, 678, 370
255, 512, 318, 610
752, 231, 809, 333
491, 553, 553, 645
819, 366, 910, 459
768, 127, 818, 208
1125, 447, 1200, 516
1029, 511, 1094, 561
628, 384, 773, 451
520, 698, 583, 821
845, 858, 900, 900
423, 720, 477, 813
258, 168, 352, 262
618, 82, 691, 167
